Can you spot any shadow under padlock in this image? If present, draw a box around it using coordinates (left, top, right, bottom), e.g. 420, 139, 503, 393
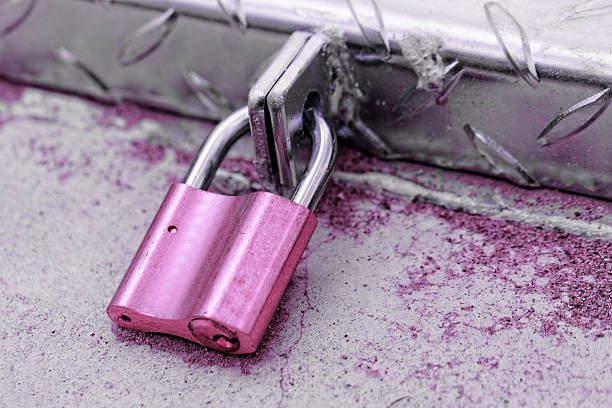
107, 106, 337, 354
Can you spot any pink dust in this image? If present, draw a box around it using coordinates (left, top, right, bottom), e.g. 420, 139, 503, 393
0, 80, 26, 128
128, 140, 166, 164
0, 80, 25, 103
26, 137, 93, 182
94, 103, 181, 130
394, 202, 611, 339
354, 356, 384, 379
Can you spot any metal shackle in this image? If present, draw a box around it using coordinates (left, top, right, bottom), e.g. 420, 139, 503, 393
183, 106, 337, 210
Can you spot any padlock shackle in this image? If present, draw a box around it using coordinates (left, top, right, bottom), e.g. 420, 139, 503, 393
291, 108, 336, 210
184, 106, 251, 191
183, 105, 336, 211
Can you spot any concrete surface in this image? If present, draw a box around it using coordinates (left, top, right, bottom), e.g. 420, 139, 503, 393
1, 82, 611, 407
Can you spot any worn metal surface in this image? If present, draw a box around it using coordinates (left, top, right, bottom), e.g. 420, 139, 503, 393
1, 82, 611, 406
0, 0, 610, 199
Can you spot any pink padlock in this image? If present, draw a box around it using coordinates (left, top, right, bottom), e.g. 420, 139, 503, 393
108, 106, 336, 354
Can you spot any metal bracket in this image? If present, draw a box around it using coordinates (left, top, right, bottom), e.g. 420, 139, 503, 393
248, 31, 342, 196
0, 0, 611, 199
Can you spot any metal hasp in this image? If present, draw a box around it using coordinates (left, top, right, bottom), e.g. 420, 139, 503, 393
107, 106, 336, 354
0, 0, 610, 198
248, 31, 348, 196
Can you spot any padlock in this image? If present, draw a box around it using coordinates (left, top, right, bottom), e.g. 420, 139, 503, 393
107, 106, 336, 354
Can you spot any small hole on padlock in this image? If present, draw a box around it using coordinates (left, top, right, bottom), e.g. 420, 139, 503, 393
119, 315, 131, 322
167, 225, 177, 234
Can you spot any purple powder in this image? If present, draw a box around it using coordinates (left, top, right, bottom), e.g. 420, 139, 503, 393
94, 103, 180, 130
354, 356, 383, 379
26, 136, 92, 182
389, 201, 611, 341
317, 153, 611, 342
175, 149, 195, 166
0, 80, 25, 102
128, 140, 167, 164
315, 179, 393, 240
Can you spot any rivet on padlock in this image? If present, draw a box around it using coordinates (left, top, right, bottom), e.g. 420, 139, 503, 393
107, 105, 336, 354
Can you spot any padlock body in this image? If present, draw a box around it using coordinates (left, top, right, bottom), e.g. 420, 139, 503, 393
107, 183, 317, 354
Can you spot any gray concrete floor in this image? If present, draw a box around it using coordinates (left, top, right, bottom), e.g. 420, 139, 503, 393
1, 84, 611, 407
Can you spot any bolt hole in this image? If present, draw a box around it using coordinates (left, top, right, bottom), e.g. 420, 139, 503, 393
119, 315, 131, 322
167, 225, 177, 234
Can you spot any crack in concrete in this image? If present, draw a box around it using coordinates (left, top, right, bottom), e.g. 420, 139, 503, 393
277, 240, 327, 407
334, 171, 612, 239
